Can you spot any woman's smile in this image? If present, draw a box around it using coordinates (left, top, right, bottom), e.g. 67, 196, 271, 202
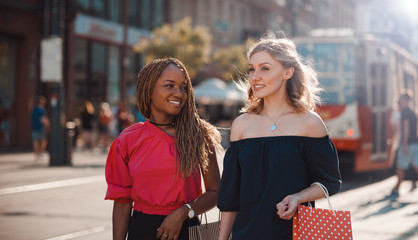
253, 84, 265, 91
168, 99, 182, 107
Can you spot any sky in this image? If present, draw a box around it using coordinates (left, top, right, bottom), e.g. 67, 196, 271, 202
396, 0, 418, 24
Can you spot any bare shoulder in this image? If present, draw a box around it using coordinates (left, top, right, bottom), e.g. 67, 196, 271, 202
300, 110, 328, 137
230, 113, 254, 141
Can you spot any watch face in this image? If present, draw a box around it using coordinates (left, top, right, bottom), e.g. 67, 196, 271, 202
188, 209, 195, 219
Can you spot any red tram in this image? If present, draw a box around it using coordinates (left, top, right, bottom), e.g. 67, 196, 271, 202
296, 33, 418, 173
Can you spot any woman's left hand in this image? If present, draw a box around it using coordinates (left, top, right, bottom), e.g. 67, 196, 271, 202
156, 206, 187, 240
276, 194, 300, 220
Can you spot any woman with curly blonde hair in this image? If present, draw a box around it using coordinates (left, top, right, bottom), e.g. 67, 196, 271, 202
218, 35, 341, 239
105, 58, 222, 240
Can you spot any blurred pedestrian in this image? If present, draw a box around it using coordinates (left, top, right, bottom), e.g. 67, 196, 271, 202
389, 98, 401, 167
98, 102, 112, 152
31, 96, 49, 161
116, 103, 134, 134
105, 58, 222, 240
80, 101, 95, 150
217, 35, 341, 240
73, 118, 82, 150
391, 89, 418, 197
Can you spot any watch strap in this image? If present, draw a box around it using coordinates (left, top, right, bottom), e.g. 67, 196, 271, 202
185, 203, 194, 219
185, 203, 192, 211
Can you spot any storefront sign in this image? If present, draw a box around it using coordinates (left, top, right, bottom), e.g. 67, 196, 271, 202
75, 14, 150, 46
41, 37, 62, 83
75, 14, 123, 44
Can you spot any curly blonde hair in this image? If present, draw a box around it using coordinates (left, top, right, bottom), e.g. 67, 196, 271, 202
136, 58, 222, 178
243, 35, 320, 113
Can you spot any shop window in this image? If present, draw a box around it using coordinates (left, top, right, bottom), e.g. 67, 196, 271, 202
92, 0, 106, 19
74, 39, 87, 81
108, 46, 120, 105
109, 0, 121, 23
92, 42, 106, 73
0, 36, 16, 148
152, 0, 163, 28
142, 0, 151, 29
129, 0, 139, 27
76, 0, 90, 13
91, 42, 107, 103
126, 50, 143, 113
127, 0, 163, 29
74, 38, 88, 104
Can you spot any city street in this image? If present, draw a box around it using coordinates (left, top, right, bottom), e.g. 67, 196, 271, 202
1, 1, 418, 240
0, 151, 417, 240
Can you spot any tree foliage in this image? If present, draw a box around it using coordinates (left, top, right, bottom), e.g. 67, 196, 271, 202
134, 17, 212, 78
212, 43, 249, 81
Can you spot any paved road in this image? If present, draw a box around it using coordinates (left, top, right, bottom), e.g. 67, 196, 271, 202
0, 151, 417, 240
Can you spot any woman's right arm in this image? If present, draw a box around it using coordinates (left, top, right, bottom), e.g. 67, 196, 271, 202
218, 211, 237, 240
112, 201, 132, 240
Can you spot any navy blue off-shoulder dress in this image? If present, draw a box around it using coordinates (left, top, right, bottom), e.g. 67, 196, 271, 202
217, 135, 342, 240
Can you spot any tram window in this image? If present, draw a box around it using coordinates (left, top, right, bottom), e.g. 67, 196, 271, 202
345, 94, 355, 103
379, 84, 386, 106
298, 42, 356, 105
321, 77, 339, 87
380, 112, 387, 152
370, 64, 387, 106
356, 86, 367, 105
320, 91, 339, 104
371, 65, 377, 106
313, 44, 337, 72
379, 66, 387, 106
372, 112, 378, 153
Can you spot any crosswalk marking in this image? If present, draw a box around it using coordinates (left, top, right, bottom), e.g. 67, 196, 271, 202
44, 226, 105, 240
0, 175, 104, 195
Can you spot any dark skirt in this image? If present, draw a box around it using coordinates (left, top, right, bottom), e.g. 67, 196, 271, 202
127, 210, 200, 240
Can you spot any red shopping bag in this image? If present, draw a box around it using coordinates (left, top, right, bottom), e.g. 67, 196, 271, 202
293, 182, 353, 240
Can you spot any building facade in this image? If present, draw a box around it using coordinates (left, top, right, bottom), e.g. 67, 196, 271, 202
0, 0, 167, 151
1, 0, 415, 151
0, 0, 43, 150
0, 0, 316, 151
313, 0, 357, 30
168, 0, 318, 46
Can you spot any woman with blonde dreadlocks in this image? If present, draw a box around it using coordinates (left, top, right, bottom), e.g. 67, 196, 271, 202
105, 58, 222, 240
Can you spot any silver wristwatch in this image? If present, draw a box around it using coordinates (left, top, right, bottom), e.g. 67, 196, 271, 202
185, 203, 195, 219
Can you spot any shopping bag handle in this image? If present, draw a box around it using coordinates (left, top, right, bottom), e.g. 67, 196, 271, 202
199, 211, 221, 225
311, 182, 336, 216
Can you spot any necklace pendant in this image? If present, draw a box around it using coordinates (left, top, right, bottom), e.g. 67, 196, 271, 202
270, 124, 276, 131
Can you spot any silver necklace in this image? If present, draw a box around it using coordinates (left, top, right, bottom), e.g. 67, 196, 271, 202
264, 106, 288, 131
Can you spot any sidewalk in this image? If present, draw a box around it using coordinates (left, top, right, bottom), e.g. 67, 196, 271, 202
0, 151, 223, 240
1, 150, 417, 240
0, 150, 107, 189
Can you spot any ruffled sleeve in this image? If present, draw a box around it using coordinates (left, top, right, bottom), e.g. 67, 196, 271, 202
218, 143, 241, 211
105, 138, 133, 203
304, 137, 342, 196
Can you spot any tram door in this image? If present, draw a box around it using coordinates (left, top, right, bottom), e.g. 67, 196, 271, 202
370, 63, 388, 161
